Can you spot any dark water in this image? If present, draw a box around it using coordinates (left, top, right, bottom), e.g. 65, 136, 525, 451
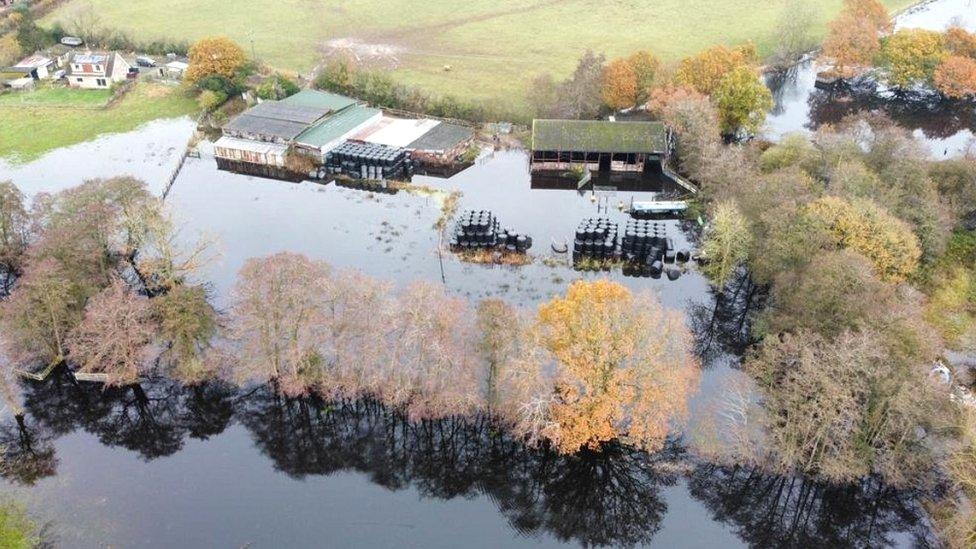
764, 0, 976, 157
0, 124, 934, 546
0, 373, 933, 548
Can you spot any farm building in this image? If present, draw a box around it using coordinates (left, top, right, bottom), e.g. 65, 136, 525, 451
215, 89, 477, 181
530, 119, 672, 173
10, 54, 55, 79
406, 122, 474, 164
66, 52, 130, 89
215, 89, 368, 178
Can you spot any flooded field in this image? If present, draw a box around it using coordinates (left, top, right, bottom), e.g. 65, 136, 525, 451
764, 0, 976, 157
0, 118, 935, 546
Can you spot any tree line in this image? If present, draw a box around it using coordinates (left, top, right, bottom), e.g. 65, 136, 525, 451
0, 178, 700, 457
653, 50, 976, 543
823, 0, 976, 99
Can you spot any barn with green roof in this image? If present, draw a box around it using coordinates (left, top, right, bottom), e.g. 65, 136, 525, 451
530, 119, 672, 173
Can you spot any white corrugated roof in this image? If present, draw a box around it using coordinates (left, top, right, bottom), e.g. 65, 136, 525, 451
214, 136, 288, 155
354, 117, 440, 148
166, 61, 189, 70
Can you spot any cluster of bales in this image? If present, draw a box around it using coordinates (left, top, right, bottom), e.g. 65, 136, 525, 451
574, 217, 691, 279
449, 210, 533, 253
324, 141, 413, 181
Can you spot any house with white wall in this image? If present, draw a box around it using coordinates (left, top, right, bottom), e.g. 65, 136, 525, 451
66, 52, 130, 89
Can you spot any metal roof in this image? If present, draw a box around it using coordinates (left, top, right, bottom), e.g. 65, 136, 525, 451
531, 119, 668, 153
223, 100, 333, 141
14, 55, 52, 69
295, 105, 382, 148
407, 122, 474, 153
280, 89, 358, 112
245, 101, 331, 124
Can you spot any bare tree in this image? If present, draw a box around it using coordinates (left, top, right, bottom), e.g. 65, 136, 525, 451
67, 279, 156, 386
226, 253, 333, 396
379, 281, 483, 420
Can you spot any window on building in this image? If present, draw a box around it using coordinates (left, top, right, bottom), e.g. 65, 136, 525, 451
96, 78, 106, 86
76, 78, 83, 82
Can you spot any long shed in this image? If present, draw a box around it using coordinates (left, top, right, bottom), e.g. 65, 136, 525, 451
530, 119, 672, 173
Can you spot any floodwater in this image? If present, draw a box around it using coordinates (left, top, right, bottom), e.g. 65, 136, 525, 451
0, 120, 935, 547
764, 0, 976, 157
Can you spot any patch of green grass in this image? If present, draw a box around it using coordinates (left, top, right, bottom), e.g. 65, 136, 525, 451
44, 0, 916, 114
0, 83, 197, 162
0, 500, 38, 549
0, 84, 111, 108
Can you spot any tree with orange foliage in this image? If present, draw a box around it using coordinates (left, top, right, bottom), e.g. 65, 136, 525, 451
524, 280, 699, 454
841, 0, 891, 33
186, 37, 247, 83
822, 14, 882, 76
601, 58, 639, 110
675, 44, 758, 95
945, 26, 976, 58
935, 55, 976, 99
822, 0, 890, 76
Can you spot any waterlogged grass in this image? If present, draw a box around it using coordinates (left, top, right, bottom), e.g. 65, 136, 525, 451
0, 83, 197, 162
0, 85, 111, 108
0, 500, 38, 549
44, 0, 916, 112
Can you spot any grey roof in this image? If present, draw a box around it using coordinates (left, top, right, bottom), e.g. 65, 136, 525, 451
224, 101, 333, 141
532, 119, 668, 153
407, 122, 474, 153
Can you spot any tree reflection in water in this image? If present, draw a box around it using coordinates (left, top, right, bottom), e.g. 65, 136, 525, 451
688, 271, 764, 368
807, 87, 976, 141
0, 372, 933, 547
688, 463, 934, 548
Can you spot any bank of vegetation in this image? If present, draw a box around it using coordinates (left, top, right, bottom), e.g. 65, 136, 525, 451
647, 16, 976, 538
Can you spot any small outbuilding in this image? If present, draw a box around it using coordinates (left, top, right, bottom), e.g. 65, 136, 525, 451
407, 122, 475, 163
11, 54, 55, 79
530, 119, 672, 173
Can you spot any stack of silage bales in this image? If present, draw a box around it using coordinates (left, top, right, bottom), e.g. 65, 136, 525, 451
325, 141, 412, 181
449, 210, 532, 254
573, 218, 619, 260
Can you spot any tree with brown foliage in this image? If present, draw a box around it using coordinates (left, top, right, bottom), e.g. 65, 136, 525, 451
476, 298, 523, 410
379, 281, 482, 420
746, 328, 953, 486
527, 73, 560, 118
67, 279, 155, 386
646, 85, 722, 181
601, 57, 639, 110
935, 55, 976, 99
556, 50, 606, 119
186, 36, 247, 83
945, 26, 976, 58
226, 253, 333, 396
152, 284, 218, 384
0, 258, 92, 370
0, 181, 29, 288
525, 280, 699, 454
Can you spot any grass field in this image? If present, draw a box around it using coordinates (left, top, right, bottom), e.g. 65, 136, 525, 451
45, 0, 916, 113
0, 83, 197, 162
0, 84, 111, 108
